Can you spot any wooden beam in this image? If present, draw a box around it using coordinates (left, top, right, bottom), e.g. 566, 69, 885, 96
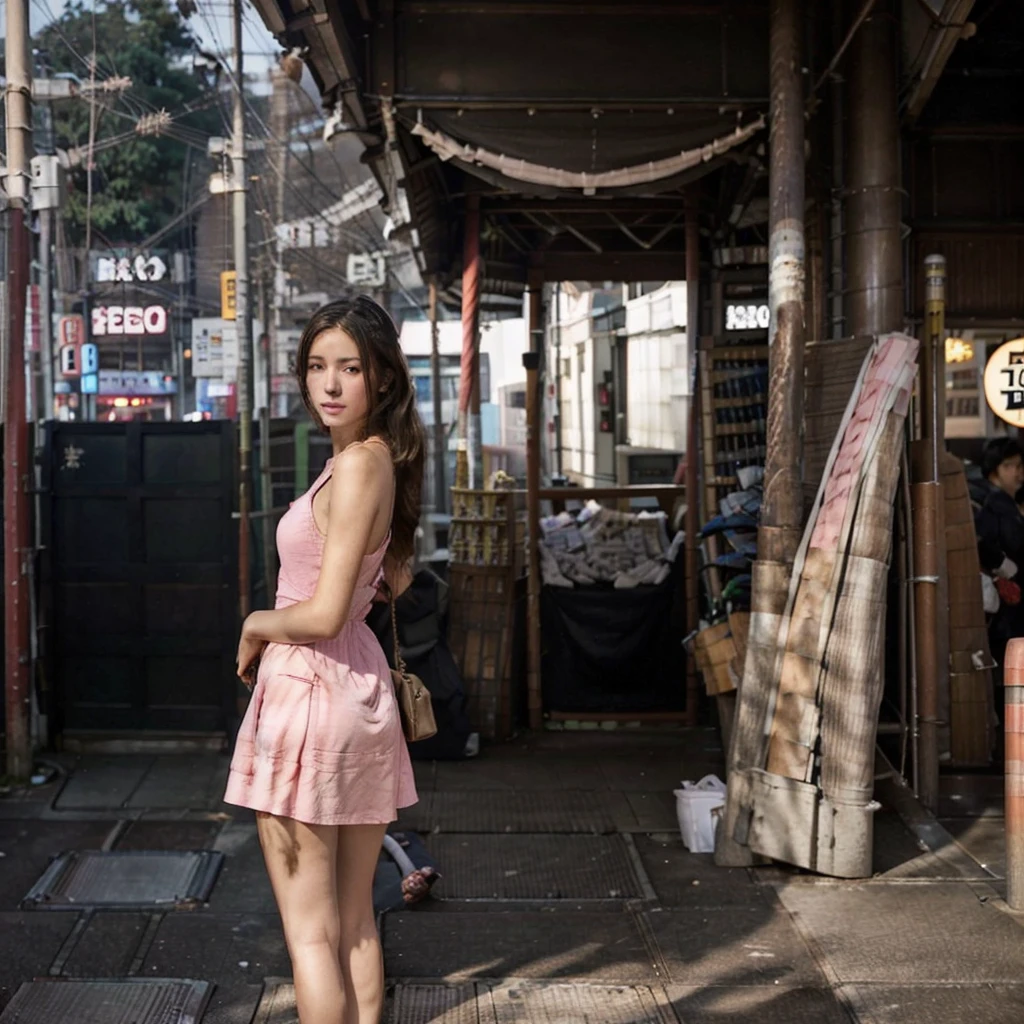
487, 198, 690, 215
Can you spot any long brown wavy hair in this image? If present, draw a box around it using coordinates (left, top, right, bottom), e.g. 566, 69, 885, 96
295, 296, 425, 565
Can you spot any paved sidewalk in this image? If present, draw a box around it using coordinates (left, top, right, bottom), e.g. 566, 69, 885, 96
0, 730, 1021, 1023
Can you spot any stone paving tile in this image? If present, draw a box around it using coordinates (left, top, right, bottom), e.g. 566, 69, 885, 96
0, 820, 114, 909
632, 838, 768, 909
250, 979, 300, 1024
207, 823, 277, 915
384, 910, 658, 984
140, 912, 290, 986
776, 881, 1024, 984
665, 984, 850, 1023
197, 983, 266, 1024
624, 792, 680, 832
126, 756, 231, 811
60, 911, 149, 977
940, 816, 1006, 878
53, 757, 154, 810
643, 906, 824, 988
114, 819, 223, 852
870, 810, 961, 880
841, 982, 1024, 1024
0, 913, 78, 1011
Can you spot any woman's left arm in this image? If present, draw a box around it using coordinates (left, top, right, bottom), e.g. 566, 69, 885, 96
242, 446, 387, 645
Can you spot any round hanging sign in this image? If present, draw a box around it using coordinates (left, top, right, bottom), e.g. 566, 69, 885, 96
983, 338, 1024, 427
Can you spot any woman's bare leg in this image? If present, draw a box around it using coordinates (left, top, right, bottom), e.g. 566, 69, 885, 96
257, 812, 345, 1024
335, 823, 388, 1024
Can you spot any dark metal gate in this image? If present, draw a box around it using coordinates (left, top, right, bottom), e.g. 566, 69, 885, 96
42, 422, 237, 736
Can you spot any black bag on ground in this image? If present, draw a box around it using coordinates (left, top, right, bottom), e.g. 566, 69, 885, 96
368, 569, 474, 760
372, 831, 440, 912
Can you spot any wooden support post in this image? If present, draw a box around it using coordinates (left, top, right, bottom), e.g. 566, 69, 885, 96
684, 190, 701, 727
717, 0, 805, 866
460, 194, 482, 487
4, 0, 34, 779
524, 349, 542, 730
913, 254, 948, 812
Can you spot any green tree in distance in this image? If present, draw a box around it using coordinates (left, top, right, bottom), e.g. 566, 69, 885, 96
36, 0, 221, 246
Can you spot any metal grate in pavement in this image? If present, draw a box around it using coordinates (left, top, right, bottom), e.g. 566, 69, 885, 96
403, 791, 629, 834
384, 910, 658, 983
388, 983, 674, 1024
0, 979, 211, 1024
489, 981, 673, 1023
388, 983, 481, 1024
427, 834, 642, 899
23, 850, 223, 909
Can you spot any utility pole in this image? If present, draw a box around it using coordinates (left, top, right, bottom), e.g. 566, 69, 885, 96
269, 65, 288, 420
257, 271, 276, 605
232, 0, 253, 620
4, 0, 34, 777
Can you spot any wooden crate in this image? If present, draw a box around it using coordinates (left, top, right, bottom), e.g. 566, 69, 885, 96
694, 613, 749, 696
447, 564, 521, 741
449, 487, 525, 572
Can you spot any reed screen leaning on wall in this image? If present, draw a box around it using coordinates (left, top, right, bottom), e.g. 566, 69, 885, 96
723, 333, 920, 879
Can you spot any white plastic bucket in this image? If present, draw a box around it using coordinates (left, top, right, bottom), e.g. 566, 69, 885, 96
674, 774, 727, 853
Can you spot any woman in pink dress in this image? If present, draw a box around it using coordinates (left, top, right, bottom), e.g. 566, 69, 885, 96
224, 296, 422, 1024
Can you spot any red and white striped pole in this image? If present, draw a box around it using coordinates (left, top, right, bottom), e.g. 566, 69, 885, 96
1006, 638, 1024, 910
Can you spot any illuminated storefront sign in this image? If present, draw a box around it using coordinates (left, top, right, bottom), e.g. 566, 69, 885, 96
983, 338, 1024, 427
725, 302, 770, 332
91, 305, 168, 337
95, 253, 168, 283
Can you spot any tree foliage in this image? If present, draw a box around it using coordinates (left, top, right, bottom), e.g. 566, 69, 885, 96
36, 0, 222, 246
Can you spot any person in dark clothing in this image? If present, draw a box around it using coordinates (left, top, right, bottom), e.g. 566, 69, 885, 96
972, 437, 1024, 673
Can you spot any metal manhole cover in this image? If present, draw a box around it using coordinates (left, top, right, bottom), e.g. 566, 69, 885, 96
23, 850, 224, 909
0, 979, 211, 1024
428, 834, 643, 899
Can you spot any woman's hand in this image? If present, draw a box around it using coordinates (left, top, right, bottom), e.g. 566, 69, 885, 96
236, 622, 266, 690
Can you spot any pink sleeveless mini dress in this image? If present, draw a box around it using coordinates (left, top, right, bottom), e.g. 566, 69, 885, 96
224, 445, 417, 825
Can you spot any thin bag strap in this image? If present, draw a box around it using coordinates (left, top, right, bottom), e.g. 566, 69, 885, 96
386, 583, 407, 675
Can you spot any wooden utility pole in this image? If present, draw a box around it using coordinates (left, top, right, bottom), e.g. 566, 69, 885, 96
4, 0, 34, 778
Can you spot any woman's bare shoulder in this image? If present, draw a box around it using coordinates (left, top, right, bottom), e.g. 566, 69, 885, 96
330, 440, 392, 493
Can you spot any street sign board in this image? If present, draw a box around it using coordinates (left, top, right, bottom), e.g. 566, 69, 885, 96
81, 343, 99, 375
220, 271, 237, 320
58, 315, 86, 349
